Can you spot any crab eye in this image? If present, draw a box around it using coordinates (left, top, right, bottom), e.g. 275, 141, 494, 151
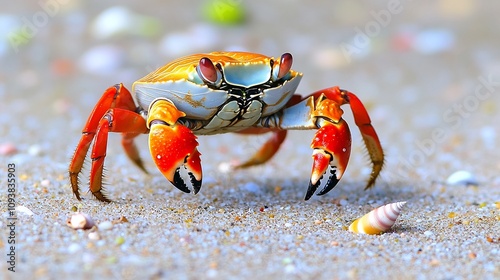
278, 53, 293, 79
272, 53, 293, 81
197, 57, 221, 86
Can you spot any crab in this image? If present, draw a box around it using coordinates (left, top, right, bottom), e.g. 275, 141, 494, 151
69, 51, 384, 202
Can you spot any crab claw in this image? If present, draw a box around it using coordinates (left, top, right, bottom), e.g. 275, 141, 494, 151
305, 121, 351, 200
148, 99, 202, 194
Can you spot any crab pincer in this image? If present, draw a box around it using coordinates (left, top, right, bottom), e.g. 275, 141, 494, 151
304, 88, 384, 200
147, 98, 203, 193
306, 120, 352, 200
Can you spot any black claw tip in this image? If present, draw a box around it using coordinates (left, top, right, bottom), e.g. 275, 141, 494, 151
188, 172, 202, 194
305, 176, 322, 200
316, 169, 339, 196
173, 168, 191, 193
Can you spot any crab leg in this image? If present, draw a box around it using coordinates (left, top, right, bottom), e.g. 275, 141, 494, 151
314, 87, 384, 190
232, 95, 304, 168
88, 108, 148, 201
69, 84, 146, 201
233, 129, 288, 168
147, 98, 202, 194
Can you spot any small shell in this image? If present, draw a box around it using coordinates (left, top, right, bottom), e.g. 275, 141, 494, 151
446, 170, 478, 186
349, 201, 406, 235
67, 213, 95, 230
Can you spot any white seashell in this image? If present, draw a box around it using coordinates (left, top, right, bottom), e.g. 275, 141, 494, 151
446, 170, 478, 186
349, 201, 406, 235
67, 213, 95, 230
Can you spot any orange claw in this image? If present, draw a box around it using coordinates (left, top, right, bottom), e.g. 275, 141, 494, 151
307, 87, 384, 194
147, 98, 202, 194
306, 120, 352, 200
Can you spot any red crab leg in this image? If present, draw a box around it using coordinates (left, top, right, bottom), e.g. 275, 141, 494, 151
89, 108, 148, 201
69, 84, 146, 201
147, 98, 202, 194
233, 129, 288, 168
121, 132, 148, 173
232, 95, 303, 168
343, 91, 384, 189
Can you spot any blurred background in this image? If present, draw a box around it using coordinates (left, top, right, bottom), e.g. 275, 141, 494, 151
1, 0, 500, 187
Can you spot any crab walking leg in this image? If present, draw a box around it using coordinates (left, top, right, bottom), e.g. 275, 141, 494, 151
343, 91, 384, 189
232, 95, 303, 168
122, 132, 148, 173
147, 98, 203, 194
233, 95, 307, 168
89, 108, 148, 202
69, 84, 140, 200
233, 129, 288, 168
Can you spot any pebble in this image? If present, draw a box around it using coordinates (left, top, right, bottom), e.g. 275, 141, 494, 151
0, 143, 17, 156
206, 268, 218, 278
423, 231, 434, 237
115, 236, 125, 245
159, 24, 219, 57
241, 182, 261, 194
78, 45, 124, 75
412, 29, 455, 54
67, 213, 95, 230
480, 126, 495, 149
40, 179, 51, 187
313, 47, 349, 69
91, 6, 132, 39
28, 144, 43, 156
284, 264, 296, 274
67, 243, 82, 254
0, 15, 19, 57
91, 6, 160, 39
16, 206, 34, 216
98, 221, 114, 230
88, 232, 101, 241
218, 162, 232, 173
446, 170, 478, 186
202, 0, 246, 25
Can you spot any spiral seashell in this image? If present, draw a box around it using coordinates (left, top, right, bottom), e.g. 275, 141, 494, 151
349, 201, 406, 235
